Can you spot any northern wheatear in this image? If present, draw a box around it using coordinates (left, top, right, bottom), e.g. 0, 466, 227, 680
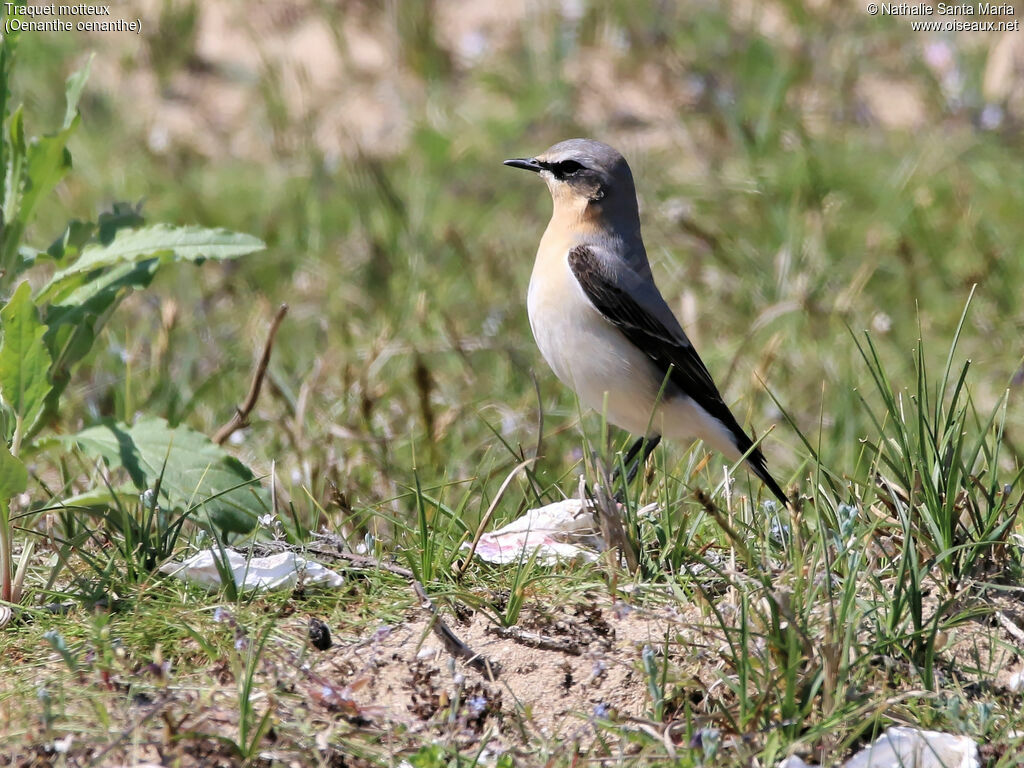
505, 138, 788, 506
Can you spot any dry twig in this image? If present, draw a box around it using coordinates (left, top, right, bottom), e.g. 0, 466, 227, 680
484, 624, 582, 656
998, 611, 1024, 647
412, 580, 500, 679
214, 303, 289, 445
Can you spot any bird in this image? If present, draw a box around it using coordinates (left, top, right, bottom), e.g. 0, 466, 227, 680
504, 138, 789, 507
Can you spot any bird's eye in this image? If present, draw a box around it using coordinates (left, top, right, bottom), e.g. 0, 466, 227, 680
553, 160, 584, 176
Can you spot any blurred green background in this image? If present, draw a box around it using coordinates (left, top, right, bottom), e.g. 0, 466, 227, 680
14, 0, 1024, 529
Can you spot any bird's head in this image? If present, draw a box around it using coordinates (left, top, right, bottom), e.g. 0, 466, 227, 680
504, 138, 638, 220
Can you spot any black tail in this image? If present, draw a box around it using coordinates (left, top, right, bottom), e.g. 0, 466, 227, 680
720, 413, 790, 507
746, 447, 789, 507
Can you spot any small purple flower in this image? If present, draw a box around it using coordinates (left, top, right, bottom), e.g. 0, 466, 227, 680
467, 695, 488, 716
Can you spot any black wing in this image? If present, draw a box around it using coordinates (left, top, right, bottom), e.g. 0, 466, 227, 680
568, 245, 788, 506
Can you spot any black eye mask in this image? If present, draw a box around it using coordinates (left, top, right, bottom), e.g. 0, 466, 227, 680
543, 160, 605, 200
550, 159, 584, 177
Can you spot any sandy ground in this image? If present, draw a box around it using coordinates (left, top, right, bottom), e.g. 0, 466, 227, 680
320, 597, 689, 742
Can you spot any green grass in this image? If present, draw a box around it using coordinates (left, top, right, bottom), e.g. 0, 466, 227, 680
3, 1, 1024, 765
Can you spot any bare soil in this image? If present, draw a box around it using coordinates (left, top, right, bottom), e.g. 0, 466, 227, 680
317, 596, 689, 742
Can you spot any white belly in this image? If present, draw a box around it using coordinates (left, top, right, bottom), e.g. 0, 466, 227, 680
527, 258, 666, 435
526, 253, 741, 457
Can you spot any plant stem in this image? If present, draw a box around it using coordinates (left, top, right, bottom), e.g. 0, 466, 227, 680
0, 499, 11, 602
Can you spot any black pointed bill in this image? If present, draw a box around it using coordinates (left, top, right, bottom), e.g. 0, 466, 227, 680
503, 157, 545, 172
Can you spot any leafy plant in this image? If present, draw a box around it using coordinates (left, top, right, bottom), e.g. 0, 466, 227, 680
0, 35, 266, 607
58, 417, 270, 536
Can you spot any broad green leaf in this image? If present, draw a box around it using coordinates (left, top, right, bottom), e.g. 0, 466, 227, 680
0, 35, 17, 209
17, 119, 76, 231
51, 485, 135, 511
62, 53, 92, 130
62, 417, 266, 535
0, 48, 87, 285
38, 259, 160, 433
40, 224, 265, 301
0, 440, 26, 499
1, 105, 28, 281
6, 52, 86, 231
3, 105, 26, 226
0, 281, 52, 438
36, 222, 262, 432
44, 260, 159, 364
43, 202, 143, 269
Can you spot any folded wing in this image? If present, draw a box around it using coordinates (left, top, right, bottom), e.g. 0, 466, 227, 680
567, 244, 788, 506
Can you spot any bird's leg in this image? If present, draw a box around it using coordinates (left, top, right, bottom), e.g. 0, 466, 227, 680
585, 437, 641, 500
612, 435, 662, 501
623, 434, 661, 485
